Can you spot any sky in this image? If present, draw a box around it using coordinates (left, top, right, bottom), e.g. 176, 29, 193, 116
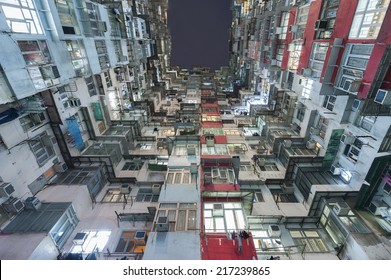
168, 0, 233, 70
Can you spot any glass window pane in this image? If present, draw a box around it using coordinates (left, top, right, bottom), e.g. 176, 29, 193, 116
176, 210, 186, 231
215, 217, 225, 232
188, 210, 197, 230
225, 210, 236, 231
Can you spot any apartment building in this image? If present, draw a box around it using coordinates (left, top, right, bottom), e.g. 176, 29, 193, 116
0, 0, 390, 260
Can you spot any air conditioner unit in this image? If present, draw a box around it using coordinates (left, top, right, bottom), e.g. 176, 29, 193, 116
257, 158, 266, 167
24, 196, 42, 210
206, 137, 214, 147
283, 140, 292, 148
274, 27, 282, 35
264, 45, 270, 51
40, 65, 60, 79
310, 127, 320, 135
97, 21, 107, 32
306, 140, 316, 149
290, 25, 299, 33
2, 197, 25, 213
152, 184, 161, 194
120, 184, 131, 194
270, 59, 278, 66
301, 68, 313, 77
156, 216, 169, 232
288, 43, 295, 52
54, 162, 68, 173
330, 164, 341, 175
282, 182, 295, 194
315, 19, 328, 30
187, 146, 196, 155
333, 201, 350, 216
213, 203, 224, 216
347, 79, 362, 93
134, 231, 147, 245
119, 55, 128, 62
340, 134, 355, 145
268, 225, 281, 238
94, 143, 103, 150
73, 232, 88, 245
0, 183, 15, 198
44, 79, 54, 87
374, 89, 391, 106
368, 200, 389, 216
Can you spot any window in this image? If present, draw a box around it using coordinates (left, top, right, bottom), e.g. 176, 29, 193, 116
55, 0, 80, 35
302, 78, 313, 99
19, 112, 46, 131
349, 0, 390, 39
112, 40, 124, 62
18, 40, 51, 66
49, 206, 78, 249
255, 192, 264, 202
289, 230, 329, 253
29, 132, 55, 166
343, 138, 363, 163
85, 1, 105, 37
296, 107, 305, 122
322, 95, 337, 111
95, 40, 110, 70
0, 0, 43, 34
379, 126, 391, 152
317, 117, 329, 139
356, 115, 376, 132
166, 169, 196, 184
156, 202, 197, 232
66, 40, 89, 76
309, 43, 329, 79
335, 44, 374, 93
277, 12, 289, 40
104, 71, 112, 88
84, 76, 96, 97
211, 167, 235, 184
204, 202, 245, 232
